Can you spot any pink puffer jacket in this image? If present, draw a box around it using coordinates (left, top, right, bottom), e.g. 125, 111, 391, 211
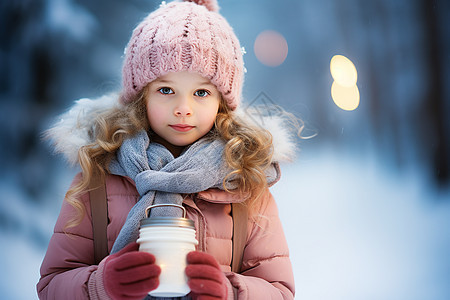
37, 173, 295, 299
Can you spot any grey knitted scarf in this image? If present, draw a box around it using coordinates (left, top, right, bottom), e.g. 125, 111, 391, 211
109, 130, 278, 254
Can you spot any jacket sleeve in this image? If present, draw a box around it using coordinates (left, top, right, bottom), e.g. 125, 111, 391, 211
225, 190, 295, 299
37, 173, 99, 299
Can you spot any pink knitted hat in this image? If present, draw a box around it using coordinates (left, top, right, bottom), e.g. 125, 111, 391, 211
121, 0, 244, 110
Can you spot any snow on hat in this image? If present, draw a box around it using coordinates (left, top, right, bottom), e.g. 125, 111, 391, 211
121, 0, 244, 110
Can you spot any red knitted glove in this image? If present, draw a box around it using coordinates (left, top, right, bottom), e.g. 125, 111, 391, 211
185, 251, 228, 300
102, 242, 161, 300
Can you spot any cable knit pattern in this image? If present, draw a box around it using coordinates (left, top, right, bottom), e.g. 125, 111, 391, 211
121, 1, 244, 110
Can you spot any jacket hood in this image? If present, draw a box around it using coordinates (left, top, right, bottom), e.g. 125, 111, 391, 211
46, 93, 298, 165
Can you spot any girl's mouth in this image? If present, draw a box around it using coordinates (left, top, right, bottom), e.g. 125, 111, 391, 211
169, 124, 195, 132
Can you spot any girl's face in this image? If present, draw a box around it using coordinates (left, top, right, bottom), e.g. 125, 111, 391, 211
146, 71, 221, 155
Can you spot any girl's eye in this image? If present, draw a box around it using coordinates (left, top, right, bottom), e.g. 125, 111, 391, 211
194, 89, 210, 97
158, 87, 174, 95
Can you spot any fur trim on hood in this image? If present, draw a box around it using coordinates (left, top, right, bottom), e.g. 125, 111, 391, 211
46, 93, 297, 165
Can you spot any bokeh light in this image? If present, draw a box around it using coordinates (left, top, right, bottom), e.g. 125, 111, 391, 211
331, 81, 360, 111
254, 30, 288, 67
330, 55, 358, 87
330, 55, 360, 111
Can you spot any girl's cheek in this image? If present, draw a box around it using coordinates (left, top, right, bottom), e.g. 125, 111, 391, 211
147, 105, 166, 127
203, 110, 219, 127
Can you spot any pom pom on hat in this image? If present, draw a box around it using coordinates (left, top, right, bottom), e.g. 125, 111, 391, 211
184, 0, 219, 12
121, 0, 244, 110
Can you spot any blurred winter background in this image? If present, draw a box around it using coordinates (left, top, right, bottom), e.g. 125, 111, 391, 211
1, 0, 449, 299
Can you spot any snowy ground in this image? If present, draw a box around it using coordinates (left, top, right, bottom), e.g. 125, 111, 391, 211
1, 148, 450, 299
273, 148, 450, 300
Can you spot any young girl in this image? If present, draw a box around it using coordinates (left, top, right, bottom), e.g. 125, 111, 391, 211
37, 0, 296, 299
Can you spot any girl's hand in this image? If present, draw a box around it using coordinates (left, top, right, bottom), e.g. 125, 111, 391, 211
102, 242, 160, 300
186, 251, 228, 300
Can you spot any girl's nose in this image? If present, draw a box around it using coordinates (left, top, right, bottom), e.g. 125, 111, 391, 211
174, 97, 193, 117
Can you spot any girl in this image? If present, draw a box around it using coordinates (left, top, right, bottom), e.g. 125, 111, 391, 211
37, 0, 296, 299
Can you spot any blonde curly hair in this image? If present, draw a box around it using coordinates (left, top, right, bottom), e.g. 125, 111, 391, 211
64, 87, 275, 228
